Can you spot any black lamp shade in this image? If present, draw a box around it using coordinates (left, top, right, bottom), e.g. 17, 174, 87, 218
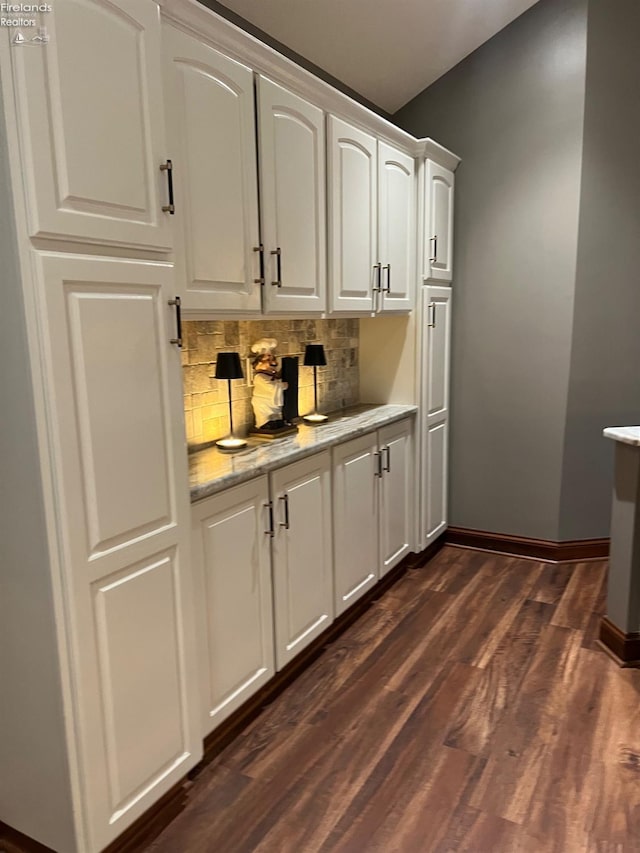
304, 343, 327, 367
215, 352, 243, 380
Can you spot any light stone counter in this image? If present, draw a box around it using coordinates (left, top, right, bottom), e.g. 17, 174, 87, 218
603, 426, 640, 447
189, 404, 418, 503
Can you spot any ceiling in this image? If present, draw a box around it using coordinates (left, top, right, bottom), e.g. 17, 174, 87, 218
216, 0, 542, 114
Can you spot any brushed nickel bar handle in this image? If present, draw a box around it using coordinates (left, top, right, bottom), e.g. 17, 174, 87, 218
279, 493, 290, 529
271, 248, 282, 287
254, 244, 265, 285
374, 451, 383, 478
160, 160, 175, 214
383, 445, 391, 473
430, 235, 438, 264
428, 302, 436, 328
382, 263, 391, 294
168, 296, 182, 347
264, 501, 275, 537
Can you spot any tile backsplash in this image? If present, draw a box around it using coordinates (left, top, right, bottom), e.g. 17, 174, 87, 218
183, 319, 359, 447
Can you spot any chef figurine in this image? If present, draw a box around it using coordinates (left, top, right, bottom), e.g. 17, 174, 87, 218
250, 338, 289, 431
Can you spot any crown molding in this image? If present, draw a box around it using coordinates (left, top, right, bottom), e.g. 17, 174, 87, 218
160, 0, 456, 161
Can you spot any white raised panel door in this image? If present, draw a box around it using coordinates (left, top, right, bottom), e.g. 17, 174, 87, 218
424, 161, 454, 282
378, 142, 416, 313
35, 254, 200, 852
328, 116, 378, 313
422, 286, 452, 545
257, 76, 326, 313
332, 433, 379, 615
8, 0, 172, 251
191, 478, 275, 734
163, 27, 261, 314
424, 286, 452, 423
271, 452, 333, 669
378, 419, 414, 576
425, 421, 448, 542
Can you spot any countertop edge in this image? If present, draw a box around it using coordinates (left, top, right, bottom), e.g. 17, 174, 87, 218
603, 426, 640, 446
190, 405, 418, 503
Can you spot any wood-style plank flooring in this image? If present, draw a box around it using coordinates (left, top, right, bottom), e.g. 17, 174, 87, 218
146, 546, 640, 852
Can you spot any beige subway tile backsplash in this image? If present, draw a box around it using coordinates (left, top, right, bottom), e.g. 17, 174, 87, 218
183, 318, 359, 447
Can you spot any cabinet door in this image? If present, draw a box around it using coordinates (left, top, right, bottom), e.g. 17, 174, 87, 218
378, 142, 416, 313
421, 286, 452, 545
328, 116, 378, 313
424, 286, 452, 423
191, 478, 274, 734
7, 0, 172, 251
35, 254, 200, 851
378, 419, 414, 575
425, 420, 449, 542
271, 452, 333, 669
163, 27, 261, 314
332, 433, 379, 615
257, 76, 326, 313
424, 161, 454, 282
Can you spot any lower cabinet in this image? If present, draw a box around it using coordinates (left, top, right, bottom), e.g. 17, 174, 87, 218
191, 419, 413, 738
271, 452, 334, 669
191, 476, 275, 735
333, 418, 414, 615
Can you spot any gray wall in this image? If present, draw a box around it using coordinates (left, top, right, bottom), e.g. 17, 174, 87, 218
0, 82, 76, 849
558, 0, 640, 539
396, 0, 588, 540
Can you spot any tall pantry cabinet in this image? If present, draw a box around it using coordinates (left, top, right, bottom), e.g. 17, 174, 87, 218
0, 2, 202, 851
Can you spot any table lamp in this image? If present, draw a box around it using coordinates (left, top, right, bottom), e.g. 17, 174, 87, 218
214, 352, 247, 451
302, 343, 328, 425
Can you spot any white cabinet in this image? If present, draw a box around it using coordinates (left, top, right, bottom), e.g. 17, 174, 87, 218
163, 26, 262, 314
34, 253, 201, 851
328, 116, 378, 313
332, 433, 380, 614
8, 0, 172, 252
421, 286, 452, 544
271, 452, 334, 668
191, 478, 275, 734
329, 117, 415, 314
379, 419, 413, 575
378, 142, 416, 313
258, 76, 327, 313
332, 420, 414, 614
424, 160, 454, 282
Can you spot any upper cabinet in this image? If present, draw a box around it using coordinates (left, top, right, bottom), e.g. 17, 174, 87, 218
10, 0, 173, 251
378, 142, 416, 312
163, 25, 262, 313
424, 161, 454, 282
257, 77, 327, 313
328, 117, 378, 313
329, 117, 416, 314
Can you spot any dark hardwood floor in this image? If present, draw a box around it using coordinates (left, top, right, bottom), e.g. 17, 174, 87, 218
146, 546, 640, 852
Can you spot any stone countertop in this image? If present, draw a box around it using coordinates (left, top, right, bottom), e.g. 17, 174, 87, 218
189, 404, 418, 503
603, 426, 640, 446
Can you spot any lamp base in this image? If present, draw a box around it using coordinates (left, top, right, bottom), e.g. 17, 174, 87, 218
215, 436, 248, 452
302, 412, 328, 426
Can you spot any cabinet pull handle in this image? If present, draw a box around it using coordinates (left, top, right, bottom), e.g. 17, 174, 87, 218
264, 501, 275, 537
160, 160, 175, 214
382, 263, 391, 294
383, 445, 391, 473
430, 235, 438, 264
271, 248, 282, 287
428, 302, 436, 328
374, 451, 383, 478
279, 493, 290, 528
168, 296, 182, 347
372, 262, 382, 293
254, 244, 265, 285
